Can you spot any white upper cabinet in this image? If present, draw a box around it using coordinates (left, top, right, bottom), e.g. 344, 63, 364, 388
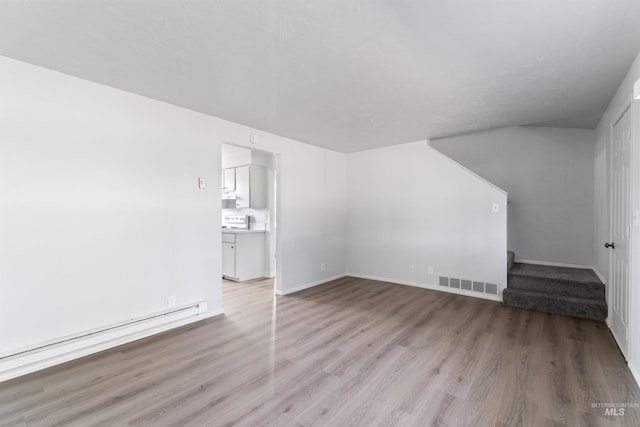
222, 168, 236, 192
234, 165, 266, 208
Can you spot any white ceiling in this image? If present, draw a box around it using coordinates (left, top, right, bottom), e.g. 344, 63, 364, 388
1, 1, 639, 153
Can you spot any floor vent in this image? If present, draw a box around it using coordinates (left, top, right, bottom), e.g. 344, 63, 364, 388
440, 277, 498, 296
473, 281, 484, 292
485, 283, 498, 294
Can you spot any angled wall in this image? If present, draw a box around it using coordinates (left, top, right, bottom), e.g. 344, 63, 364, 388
431, 126, 596, 268
346, 141, 507, 299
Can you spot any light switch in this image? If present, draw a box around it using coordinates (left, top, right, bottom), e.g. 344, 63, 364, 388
492, 203, 499, 213
198, 177, 207, 189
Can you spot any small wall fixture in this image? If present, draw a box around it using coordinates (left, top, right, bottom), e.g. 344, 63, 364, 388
249, 133, 259, 144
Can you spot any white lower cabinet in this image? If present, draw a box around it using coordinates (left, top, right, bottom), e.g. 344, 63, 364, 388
222, 241, 235, 278
221, 232, 265, 281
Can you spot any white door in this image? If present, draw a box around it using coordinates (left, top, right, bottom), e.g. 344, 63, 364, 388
609, 105, 632, 359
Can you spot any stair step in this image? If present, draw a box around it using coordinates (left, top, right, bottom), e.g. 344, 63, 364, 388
507, 251, 515, 272
508, 263, 604, 299
503, 289, 607, 321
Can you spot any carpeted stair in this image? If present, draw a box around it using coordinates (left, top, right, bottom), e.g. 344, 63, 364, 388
503, 252, 607, 321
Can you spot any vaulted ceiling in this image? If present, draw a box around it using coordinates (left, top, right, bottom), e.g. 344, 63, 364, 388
1, 1, 639, 152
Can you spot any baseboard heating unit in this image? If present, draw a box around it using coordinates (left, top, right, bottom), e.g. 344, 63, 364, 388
0, 301, 210, 382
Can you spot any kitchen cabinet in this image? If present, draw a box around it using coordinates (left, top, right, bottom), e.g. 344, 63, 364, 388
222, 235, 236, 278
234, 165, 266, 208
222, 232, 265, 281
222, 168, 236, 192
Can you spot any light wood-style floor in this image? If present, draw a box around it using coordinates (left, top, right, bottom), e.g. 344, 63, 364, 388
2, 276, 639, 426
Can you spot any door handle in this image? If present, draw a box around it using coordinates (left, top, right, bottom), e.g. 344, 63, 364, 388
604, 242, 615, 249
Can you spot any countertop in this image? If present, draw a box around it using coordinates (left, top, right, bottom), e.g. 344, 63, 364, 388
221, 228, 266, 234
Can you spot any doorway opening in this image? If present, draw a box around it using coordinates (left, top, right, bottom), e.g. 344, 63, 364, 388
221, 143, 279, 295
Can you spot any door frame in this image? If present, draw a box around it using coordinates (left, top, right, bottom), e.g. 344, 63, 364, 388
630, 80, 640, 370
220, 143, 282, 294
607, 96, 633, 360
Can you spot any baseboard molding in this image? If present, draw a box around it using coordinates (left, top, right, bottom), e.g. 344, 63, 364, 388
0, 302, 222, 383
346, 273, 502, 302
609, 327, 629, 362
518, 259, 597, 271
275, 274, 347, 296
592, 267, 607, 285
629, 361, 640, 390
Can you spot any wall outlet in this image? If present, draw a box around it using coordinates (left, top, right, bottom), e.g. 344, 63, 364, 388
321, 262, 326, 271
427, 266, 434, 275
168, 296, 176, 308
409, 265, 415, 272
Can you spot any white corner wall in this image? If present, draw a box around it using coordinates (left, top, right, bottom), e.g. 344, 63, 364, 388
431, 126, 596, 268
213, 131, 348, 295
594, 49, 640, 387
0, 57, 348, 373
346, 141, 507, 299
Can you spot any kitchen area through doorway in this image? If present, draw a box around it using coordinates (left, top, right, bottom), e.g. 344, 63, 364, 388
221, 144, 277, 289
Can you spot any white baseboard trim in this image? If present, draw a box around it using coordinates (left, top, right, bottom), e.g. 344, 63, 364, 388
629, 361, 640, 390
592, 268, 607, 285
609, 327, 629, 361
517, 259, 597, 270
346, 273, 502, 302
0, 302, 222, 383
275, 274, 347, 296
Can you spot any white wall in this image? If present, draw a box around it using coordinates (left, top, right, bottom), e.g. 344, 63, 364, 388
347, 141, 507, 298
594, 132, 609, 280
431, 126, 596, 267
594, 50, 640, 386
0, 56, 348, 358
218, 138, 348, 294
0, 57, 223, 353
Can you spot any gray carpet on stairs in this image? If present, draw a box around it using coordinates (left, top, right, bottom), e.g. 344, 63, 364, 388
503, 257, 607, 321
